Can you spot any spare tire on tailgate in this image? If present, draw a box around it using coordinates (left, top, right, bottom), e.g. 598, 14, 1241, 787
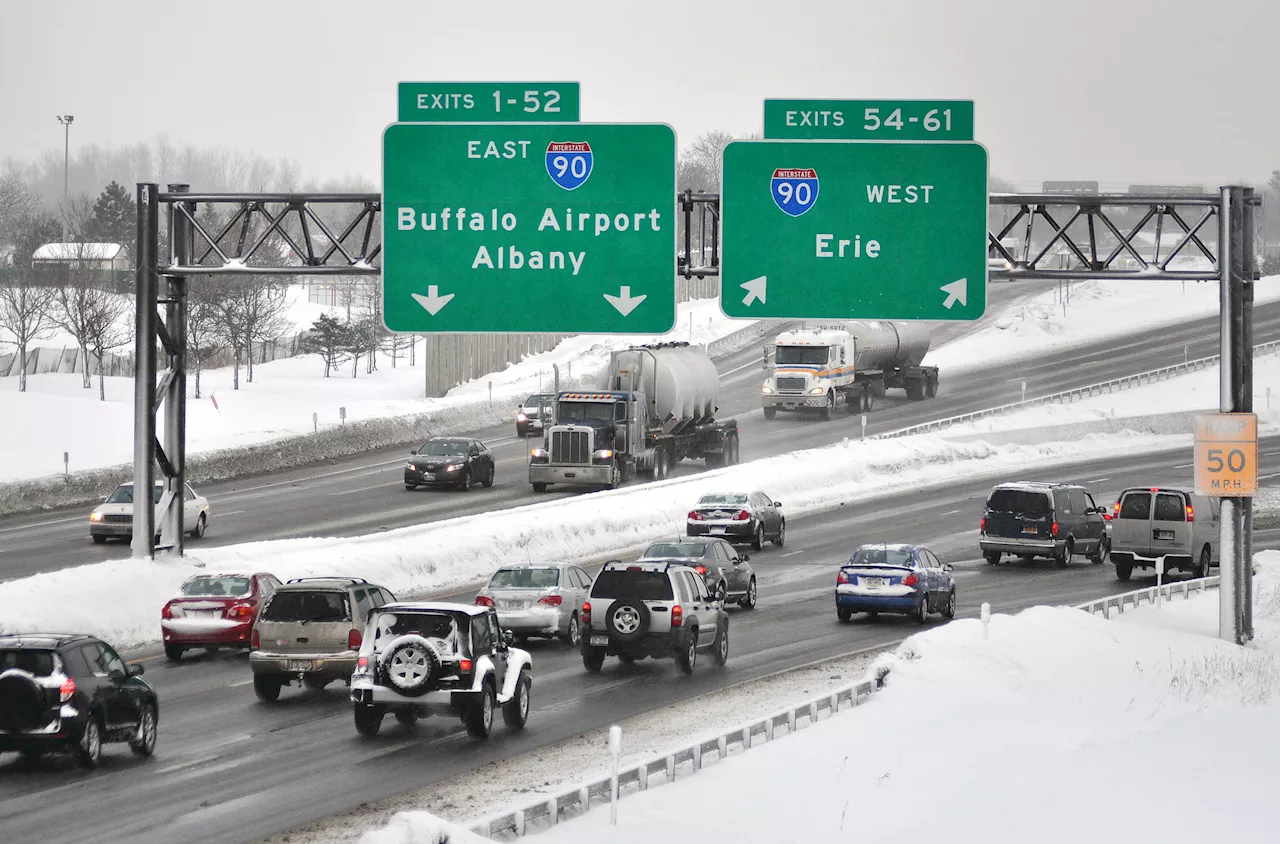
0, 671, 48, 732
379, 636, 442, 698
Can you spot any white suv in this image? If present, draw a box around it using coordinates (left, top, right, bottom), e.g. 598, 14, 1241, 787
580, 561, 729, 674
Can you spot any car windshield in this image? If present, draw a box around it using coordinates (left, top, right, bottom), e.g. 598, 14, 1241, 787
419, 440, 468, 456
261, 590, 351, 622
590, 570, 674, 600
179, 576, 251, 597
986, 489, 1051, 515
698, 493, 748, 507
775, 346, 829, 366
488, 567, 560, 589
0, 649, 56, 676
849, 548, 915, 567
642, 543, 708, 559
106, 484, 164, 505
557, 401, 616, 422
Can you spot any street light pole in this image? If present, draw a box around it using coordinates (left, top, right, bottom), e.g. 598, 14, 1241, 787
56, 115, 74, 200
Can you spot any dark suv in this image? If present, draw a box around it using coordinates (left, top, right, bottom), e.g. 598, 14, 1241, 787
979, 482, 1107, 568
0, 633, 158, 768
580, 561, 729, 674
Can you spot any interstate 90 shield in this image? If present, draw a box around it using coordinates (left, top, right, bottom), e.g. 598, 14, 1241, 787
770, 167, 819, 217
546, 141, 593, 190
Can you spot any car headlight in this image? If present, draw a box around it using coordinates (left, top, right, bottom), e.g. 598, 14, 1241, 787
445, 463, 460, 472
761, 385, 774, 395
808, 386, 825, 395
90, 511, 103, 522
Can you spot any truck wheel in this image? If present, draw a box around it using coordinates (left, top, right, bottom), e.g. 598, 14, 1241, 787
763, 407, 777, 420
820, 393, 834, 421
532, 482, 548, 493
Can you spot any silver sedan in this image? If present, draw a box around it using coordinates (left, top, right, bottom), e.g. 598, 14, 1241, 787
474, 562, 593, 646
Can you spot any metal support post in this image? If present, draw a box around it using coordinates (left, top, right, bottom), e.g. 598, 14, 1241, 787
1218, 186, 1246, 644
132, 184, 159, 559
160, 184, 192, 554
1240, 187, 1257, 640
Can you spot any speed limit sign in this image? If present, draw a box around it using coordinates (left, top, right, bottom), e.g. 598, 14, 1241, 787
1194, 413, 1258, 496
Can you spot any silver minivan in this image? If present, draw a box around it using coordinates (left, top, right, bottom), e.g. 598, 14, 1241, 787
1108, 487, 1220, 581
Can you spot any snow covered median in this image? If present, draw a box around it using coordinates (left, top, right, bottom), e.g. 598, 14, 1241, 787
0, 428, 1185, 649
525, 551, 1280, 844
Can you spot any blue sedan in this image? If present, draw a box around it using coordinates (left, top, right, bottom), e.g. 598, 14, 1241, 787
835, 544, 956, 624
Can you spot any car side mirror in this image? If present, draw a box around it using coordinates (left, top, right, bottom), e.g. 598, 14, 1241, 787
127, 663, 144, 677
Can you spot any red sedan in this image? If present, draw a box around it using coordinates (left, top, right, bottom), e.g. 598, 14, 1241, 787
161, 572, 282, 661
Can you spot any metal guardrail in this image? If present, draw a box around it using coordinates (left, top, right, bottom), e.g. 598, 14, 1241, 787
879, 340, 1280, 440
466, 670, 884, 839
1075, 575, 1220, 617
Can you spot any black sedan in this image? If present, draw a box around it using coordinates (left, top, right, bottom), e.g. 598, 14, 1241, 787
686, 490, 785, 551
405, 437, 496, 491
0, 632, 158, 768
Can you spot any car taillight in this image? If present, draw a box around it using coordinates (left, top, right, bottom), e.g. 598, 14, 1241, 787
1051, 522, 1059, 536
161, 602, 175, 619
59, 677, 76, 703
459, 658, 473, 674
348, 629, 362, 650
695, 565, 707, 575
538, 595, 562, 606
582, 602, 592, 625
837, 571, 850, 584
475, 595, 495, 607
1186, 504, 1195, 522
903, 573, 918, 587
732, 509, 750, 521
227, 603, 254, 619
671, 605, 683, 627
251, 628, 260, 649
688, 511, 704, 521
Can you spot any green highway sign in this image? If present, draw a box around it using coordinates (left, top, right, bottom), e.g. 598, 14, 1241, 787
720, 140, 988, 321
397, 82, 580, 123
382, 122, 676, 333
764, 100, 974, 141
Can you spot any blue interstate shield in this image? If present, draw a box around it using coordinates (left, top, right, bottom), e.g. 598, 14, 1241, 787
546, 142, 593, 191
770, 168, 819, 217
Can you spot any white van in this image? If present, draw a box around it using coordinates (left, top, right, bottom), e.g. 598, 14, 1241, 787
1107, 487, 1220, 581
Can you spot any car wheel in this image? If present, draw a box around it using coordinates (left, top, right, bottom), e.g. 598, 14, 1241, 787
712, 622, 729, 667
459, 470, 472, 491
354, 703, 385, 737
914, 596, 930, 625
942, 590, 957, 620
482, 465, 495, 488
1055, 539, 1073, 569
532, 482, 548, 493
837, 607, 852, 622
394, 708, 419, 727
190, 513, 207, 539
772, 520, 785, 547
676, 630, 698, 675
763, 406, 777, 420
740, 578, 757, 610
253, 674, 283, 703
984, 551, 1001, 566
163, 644, 183, 662
752, 523, 765, 552
1196, 546, 1212, 578
76, 714, 103, 769
582, 648, 606, 672
502, 669, 532, 730
465, 679, 496, 739
563, 612, 581, 647
1115, 561, 1133, 582
404, 483, 416, 491
129, 704, 158, 757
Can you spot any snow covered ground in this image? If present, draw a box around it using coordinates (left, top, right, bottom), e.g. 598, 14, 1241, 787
928, 276, 1280, 374
0, 296, 750, 483
496, 552, 1280, 844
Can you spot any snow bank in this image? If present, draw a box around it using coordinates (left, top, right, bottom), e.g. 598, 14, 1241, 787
530, 554, 1280, 844
355, 811, 486, 844
0, 428, 1184, 649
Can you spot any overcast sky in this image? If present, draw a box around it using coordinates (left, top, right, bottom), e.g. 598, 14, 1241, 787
2, 0, 1276, 190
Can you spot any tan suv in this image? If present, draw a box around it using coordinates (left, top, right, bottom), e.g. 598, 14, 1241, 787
249, 577, 396, 703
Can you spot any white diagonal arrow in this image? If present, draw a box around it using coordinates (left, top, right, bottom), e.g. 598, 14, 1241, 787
603, 285, 646, 316
741, 276, 767, 306
411, 285, 455, 316
940, 278, 967, 310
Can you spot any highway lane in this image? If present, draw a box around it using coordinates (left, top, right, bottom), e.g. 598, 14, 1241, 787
5, 287, 1276, 581
2, 436, 1276, 844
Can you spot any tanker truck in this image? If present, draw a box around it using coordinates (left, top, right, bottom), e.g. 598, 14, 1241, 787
528, 342, 740, 492
761, 321, 937, 420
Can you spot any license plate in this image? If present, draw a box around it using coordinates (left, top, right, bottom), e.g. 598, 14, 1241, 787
1022, 526, 1039, 535
1155, 530, 1175, 541
863, 577, 884, 588
589, 635, 609, 647
288, 660, 313, 672
709, 526, 726, 535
